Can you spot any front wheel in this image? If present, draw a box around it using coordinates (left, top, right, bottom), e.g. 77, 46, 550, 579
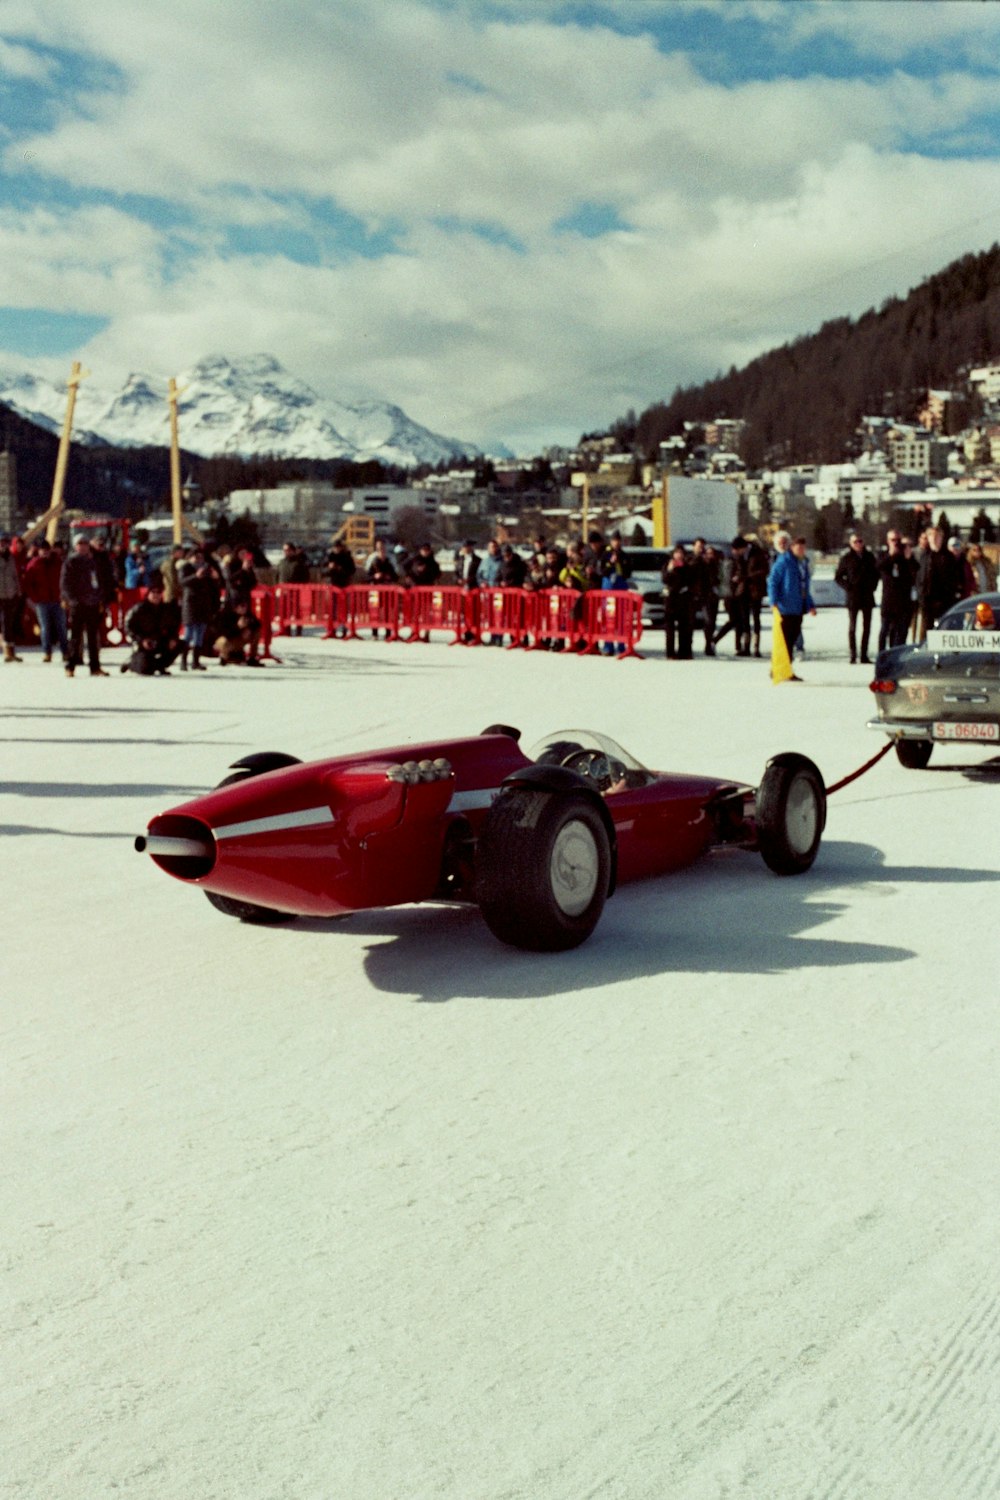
204, 890, 296, 925
756, 754, 825, 876
475, 789, 612, 950
895, 739, 933, 770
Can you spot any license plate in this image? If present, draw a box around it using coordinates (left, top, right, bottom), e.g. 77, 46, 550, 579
932, 721, 1000, 741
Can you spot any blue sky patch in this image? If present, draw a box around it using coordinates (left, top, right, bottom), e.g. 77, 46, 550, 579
554, 202, 630, 239
432, 216, 526, 254
0, 307, 109, 356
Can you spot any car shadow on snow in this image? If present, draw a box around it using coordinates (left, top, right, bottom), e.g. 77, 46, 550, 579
0, 781, 207, 798
960, 755, 1000, 782
3, 707, 211, 717
0, 738, 249, 748
0, 824, 126, 838
267, 649, 463, 676
299, 839, 990, 1003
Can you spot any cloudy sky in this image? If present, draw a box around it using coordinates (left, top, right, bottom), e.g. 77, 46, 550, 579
3, 0, 1000, 454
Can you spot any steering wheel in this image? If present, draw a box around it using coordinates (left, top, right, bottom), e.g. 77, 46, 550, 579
562, 748, 627, 792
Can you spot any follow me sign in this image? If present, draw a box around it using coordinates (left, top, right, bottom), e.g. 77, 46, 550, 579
925, 630, 1000, 652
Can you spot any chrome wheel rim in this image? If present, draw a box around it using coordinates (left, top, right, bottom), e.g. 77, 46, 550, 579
550, 820, 600, 916
786, 776, 819, 855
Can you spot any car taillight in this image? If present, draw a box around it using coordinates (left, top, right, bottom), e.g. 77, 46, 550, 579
869, 679, 897, 694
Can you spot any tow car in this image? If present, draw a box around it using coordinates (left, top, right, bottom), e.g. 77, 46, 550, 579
868, 593, 1000, 768
136, 727, 826, 951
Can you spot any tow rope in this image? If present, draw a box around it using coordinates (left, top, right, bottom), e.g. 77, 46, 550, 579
824, 738, 894, 796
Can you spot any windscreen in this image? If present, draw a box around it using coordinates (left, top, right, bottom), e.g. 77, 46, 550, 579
526, 729, 648, 771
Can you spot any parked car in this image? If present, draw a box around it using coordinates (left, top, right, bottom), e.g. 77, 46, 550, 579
809, 571, 847, 608
623, 543, 728, 629
867, 593, 1000, 767
136, 725, 827, 951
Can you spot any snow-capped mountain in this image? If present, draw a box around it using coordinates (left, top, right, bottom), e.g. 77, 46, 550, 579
0, 354, 479, 467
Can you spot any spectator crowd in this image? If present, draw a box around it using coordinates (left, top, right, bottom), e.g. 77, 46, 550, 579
0, 522, 996, 676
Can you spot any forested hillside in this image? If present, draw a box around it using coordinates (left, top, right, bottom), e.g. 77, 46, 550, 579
618, 243, 1000, 467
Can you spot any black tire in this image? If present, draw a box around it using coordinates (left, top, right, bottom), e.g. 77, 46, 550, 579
203, 759, 300, 925
475, 789, 612, 951
756, 754, 825, 876
895, 739, 933, 770
204, 889, 297, 925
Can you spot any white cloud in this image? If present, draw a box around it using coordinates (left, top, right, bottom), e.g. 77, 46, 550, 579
772, 0, 1000, 62
0, 204, 161, 309
3, 0, 1000, 450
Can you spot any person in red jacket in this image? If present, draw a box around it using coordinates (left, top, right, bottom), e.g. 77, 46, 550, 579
23, 540, 69, 662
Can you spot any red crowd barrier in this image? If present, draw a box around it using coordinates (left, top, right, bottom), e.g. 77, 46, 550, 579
251, 587, 280, 661
272, 583, 303, 636
525, 588, 588, 653
405, 586, 471, 644
219, 583, 644, 660
272, 583, 339, 635
582, 590, 644, 659
323, 586, 349, 638
476, 587, 531, 647
346, 584, 407, 641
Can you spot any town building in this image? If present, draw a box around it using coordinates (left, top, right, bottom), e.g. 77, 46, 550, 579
889, 431, 951, 479
0, 450, 18, 534
968, 363, 1000, 407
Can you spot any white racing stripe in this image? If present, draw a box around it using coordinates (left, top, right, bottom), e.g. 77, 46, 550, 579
214, 806, 336, 841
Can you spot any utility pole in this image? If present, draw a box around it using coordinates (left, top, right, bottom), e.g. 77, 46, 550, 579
167, 377, 186, 545
41, 361, 86, 544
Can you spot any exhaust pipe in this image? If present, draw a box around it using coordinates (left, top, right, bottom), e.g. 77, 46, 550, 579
136, 833, 214, 858
136, 816, 216, 879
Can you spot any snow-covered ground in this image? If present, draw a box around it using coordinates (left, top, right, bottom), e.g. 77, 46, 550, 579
4, 611, 999, 1500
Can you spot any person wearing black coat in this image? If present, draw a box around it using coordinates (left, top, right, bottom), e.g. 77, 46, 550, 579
456, 540, 480, 589
224, 549, 257, 609
123, 585, 182, 674
89, 533, 120, 609
60, 537, 108, 677
276, 543, 310, 584
661, 546, 696, 659
499, 544, 526, 588
179, 554, 222, 670
835, 534, 880, 663
744, 539, 769, 657
876, 531, 917, 651
326, 541, 356, 589
404, 543, 442, 587
712, 537, 751, 655
916, 528, 962, 635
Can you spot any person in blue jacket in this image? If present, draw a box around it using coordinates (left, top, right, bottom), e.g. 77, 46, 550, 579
768, 534, 816, 672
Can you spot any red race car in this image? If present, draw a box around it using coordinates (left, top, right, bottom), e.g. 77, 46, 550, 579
136, 726, 826, 950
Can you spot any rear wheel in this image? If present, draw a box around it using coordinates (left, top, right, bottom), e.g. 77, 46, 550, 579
476, 789, 611, 950
895, 739, 933, 770
204, 756, 301, 925
756, 754, 825, 876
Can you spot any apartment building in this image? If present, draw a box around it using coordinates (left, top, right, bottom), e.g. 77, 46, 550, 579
889, 432, 950, 478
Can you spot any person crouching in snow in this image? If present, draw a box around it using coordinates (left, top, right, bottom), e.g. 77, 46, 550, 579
123, 584, 182, 675
214, 600, 262, 665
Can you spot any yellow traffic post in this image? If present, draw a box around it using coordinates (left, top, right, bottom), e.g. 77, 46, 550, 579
652, 474, 669, 547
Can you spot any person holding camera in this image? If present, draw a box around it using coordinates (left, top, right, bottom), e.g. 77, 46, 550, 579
123, 583, 182, 675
